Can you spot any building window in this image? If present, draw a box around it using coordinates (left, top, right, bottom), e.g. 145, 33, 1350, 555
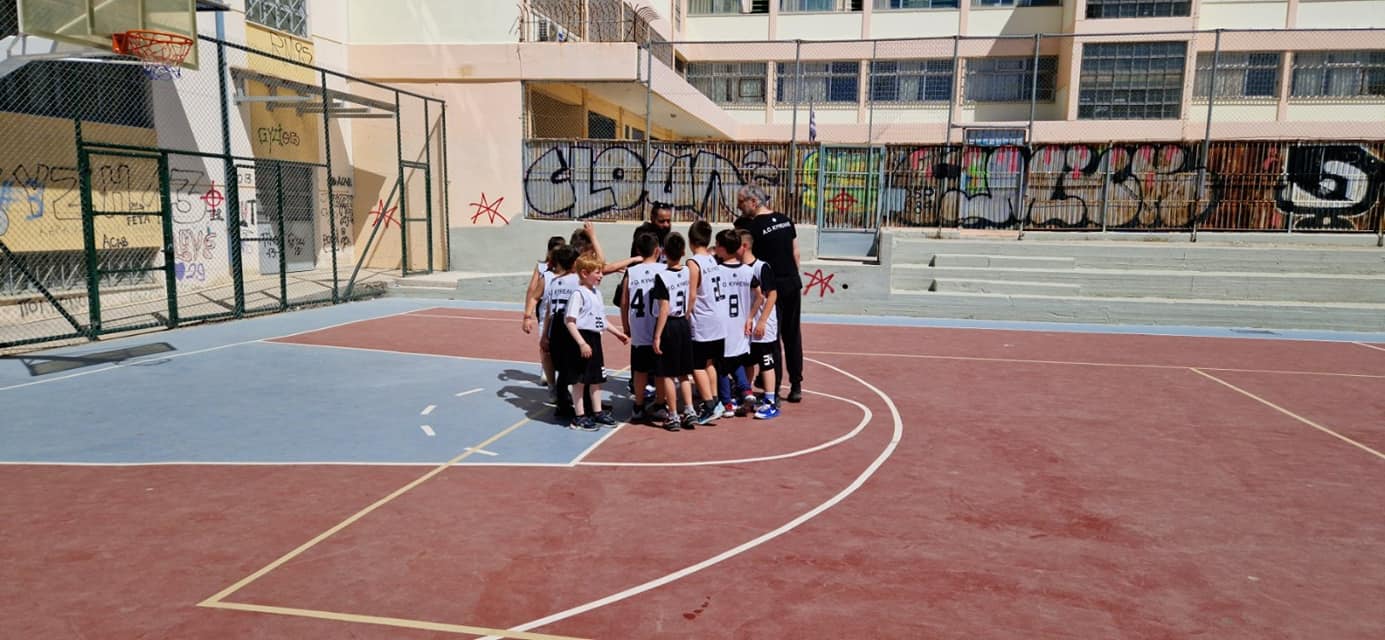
965, 57, 1057, 102
686, 62, 768, 104
1078, 42, 1186, 119
781, 0, 864, 12
871, 59, 954, 103
1085, 0, 1189, 18
690, 0, 769, 13
246, 0, 309, 38
973, 0, 1060, 7
587, 111, 617, 139
777, 61, 861, 103
873, 0, 960, 8
1290, 51, 1385, 98
624, 125, 645, 140
1193, 52, 1280, 98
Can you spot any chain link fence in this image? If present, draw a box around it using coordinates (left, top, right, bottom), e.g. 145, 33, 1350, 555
0, 35, 447, 354
522, 28, 1385, 241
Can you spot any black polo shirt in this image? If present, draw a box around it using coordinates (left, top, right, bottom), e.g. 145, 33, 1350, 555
746, 211, 799, 287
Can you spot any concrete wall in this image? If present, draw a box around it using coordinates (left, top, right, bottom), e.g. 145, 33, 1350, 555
346, 0, 519, 44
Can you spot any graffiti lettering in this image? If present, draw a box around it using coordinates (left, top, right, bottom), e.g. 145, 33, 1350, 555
469, 192, 508, 224
175, 227, 217, 263
524, 143, 780, 219
268, 33, 314, 65
256, 124, 301, 147
1275, 145, 1385, 229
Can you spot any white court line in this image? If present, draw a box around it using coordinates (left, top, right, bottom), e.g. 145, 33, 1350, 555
1354, 341, 1385, 353
420, 425, 436, 437
567, 423, 627, 466
0, 308, 424, 393
578, 390, 869, 468
456, 387, 485, 397
265, 339, 535, 367
806, 349, 1385, 379
465, 447, 499, 456
406, 313, 511, 322
421, 405, 436, 416
0, 460, 451, 467
1189, 368, 1385, 462
478, 356, 903, 640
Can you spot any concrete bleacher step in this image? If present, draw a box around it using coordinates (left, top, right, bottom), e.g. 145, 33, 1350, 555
929, 254, 1076, 270
855, 290, 1385, 332
929, 278, 1082, 296
893, 238, 1385, 275
893, 265, 1385, 303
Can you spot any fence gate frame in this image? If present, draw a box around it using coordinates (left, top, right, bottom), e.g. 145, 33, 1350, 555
813, 144, 887, 260
78, 141, 179, 337
399, 159, 434, 277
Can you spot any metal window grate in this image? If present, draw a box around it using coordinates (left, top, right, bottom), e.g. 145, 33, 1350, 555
777, 61, 861, 103
780, 0, 863, 11
246, 0, 309, 38
1291, 51, 1385, 98
973, 0, 1061, 7
1194, 52, 1281, 98
686, 62, 769, 104
870, 59, 954, 103
1078, 42, 1186, 119
873, 0, 960, 8
964, 56, 1057, 102
1085, 0, 1191, 18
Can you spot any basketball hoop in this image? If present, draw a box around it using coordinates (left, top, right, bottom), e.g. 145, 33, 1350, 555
112, 29, 193, 81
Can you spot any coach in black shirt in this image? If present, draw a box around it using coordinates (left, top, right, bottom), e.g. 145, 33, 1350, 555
735, 184, 803, 403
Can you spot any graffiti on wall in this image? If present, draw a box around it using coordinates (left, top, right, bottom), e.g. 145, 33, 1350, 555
521, 140, 1385, 232
523, 142, 781, 219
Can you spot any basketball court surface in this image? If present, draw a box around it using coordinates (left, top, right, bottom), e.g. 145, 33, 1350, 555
4, 298, 1384, 638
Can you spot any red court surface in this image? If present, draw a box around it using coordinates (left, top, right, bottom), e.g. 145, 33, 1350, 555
4, 306, 1385, 639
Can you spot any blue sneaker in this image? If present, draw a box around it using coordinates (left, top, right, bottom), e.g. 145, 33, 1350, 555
753, 403, 780, 420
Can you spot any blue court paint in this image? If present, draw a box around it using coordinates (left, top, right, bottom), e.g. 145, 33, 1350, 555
0, 340, 614, 465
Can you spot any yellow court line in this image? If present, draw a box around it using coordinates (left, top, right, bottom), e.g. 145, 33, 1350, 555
1189, 368, 1385, 462
200, 601, 587, 640
199, 415, 533, 606
805, 349, 1385, 379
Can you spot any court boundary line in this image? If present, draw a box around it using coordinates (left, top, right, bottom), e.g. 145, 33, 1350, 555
1189, 368, 1385, 461
1355, 341, 1385, 353
0, 308, 425, 393
805, 349, 1385, 379
263, 339, 537, 367
0, 461, 581, 468
577, 390, 870, 468
202, 601, 586, 640
479, 356, 903, 640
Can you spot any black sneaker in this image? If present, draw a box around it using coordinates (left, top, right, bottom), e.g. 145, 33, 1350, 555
787, 384, 803, 403
695, 402, 719, 425
570, 416, 599, 432
663, 413, 683, 432
681, 409, 699, 430
593, 411, 618, 427
631, 404, 647, 424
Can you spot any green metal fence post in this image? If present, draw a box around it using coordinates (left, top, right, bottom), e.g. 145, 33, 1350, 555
76, 122, 101, 336
275, 166, 288, 311
157, 152, 179, 327
217, 37, 245, 317
423, 99, 434, 273
440, 100, 452, 271
321, 69, 339, 303
395, 92, 407, 276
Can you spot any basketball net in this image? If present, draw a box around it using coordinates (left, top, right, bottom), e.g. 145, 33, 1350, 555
112, 30, 193, 82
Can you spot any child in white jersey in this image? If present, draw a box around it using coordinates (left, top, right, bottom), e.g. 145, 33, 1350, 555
737, 228, 780, 419
523, 235, 567, 387
564, 254, 630, 431
541, 246, 581, 419
684, 220, 724, 425
651, 233, 697, 431
620, 231, 667, 424
713, 229, 760, 417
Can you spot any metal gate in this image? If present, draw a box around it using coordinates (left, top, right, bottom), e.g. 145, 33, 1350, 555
400, 160, 434, 276
812, 145, 886, 259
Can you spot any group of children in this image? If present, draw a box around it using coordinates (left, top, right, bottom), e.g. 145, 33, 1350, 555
523, 218, 783, 432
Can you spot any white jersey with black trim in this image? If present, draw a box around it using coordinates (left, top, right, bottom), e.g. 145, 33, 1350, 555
688, 253, 725, 341
718, 262, 756, 357
625, 261, 667, 346
748, 260, 780, 343
543, 273, 579, 334
651, 267, 690, 318
566, 286, 607, 332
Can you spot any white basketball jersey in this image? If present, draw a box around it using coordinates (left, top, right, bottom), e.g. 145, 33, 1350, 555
625, 261, 667, 346
652, 267, 690, 318
689, 253, 725, 341
567, 286, 606, 332
544, 273, 578, 333
719, 262, 756, 357
749, 260, 780, 343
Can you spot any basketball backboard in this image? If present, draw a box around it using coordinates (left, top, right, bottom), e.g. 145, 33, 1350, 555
16, 0, 200, 69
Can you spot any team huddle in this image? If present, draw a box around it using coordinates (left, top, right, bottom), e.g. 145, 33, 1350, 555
524, 216, 789, 432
